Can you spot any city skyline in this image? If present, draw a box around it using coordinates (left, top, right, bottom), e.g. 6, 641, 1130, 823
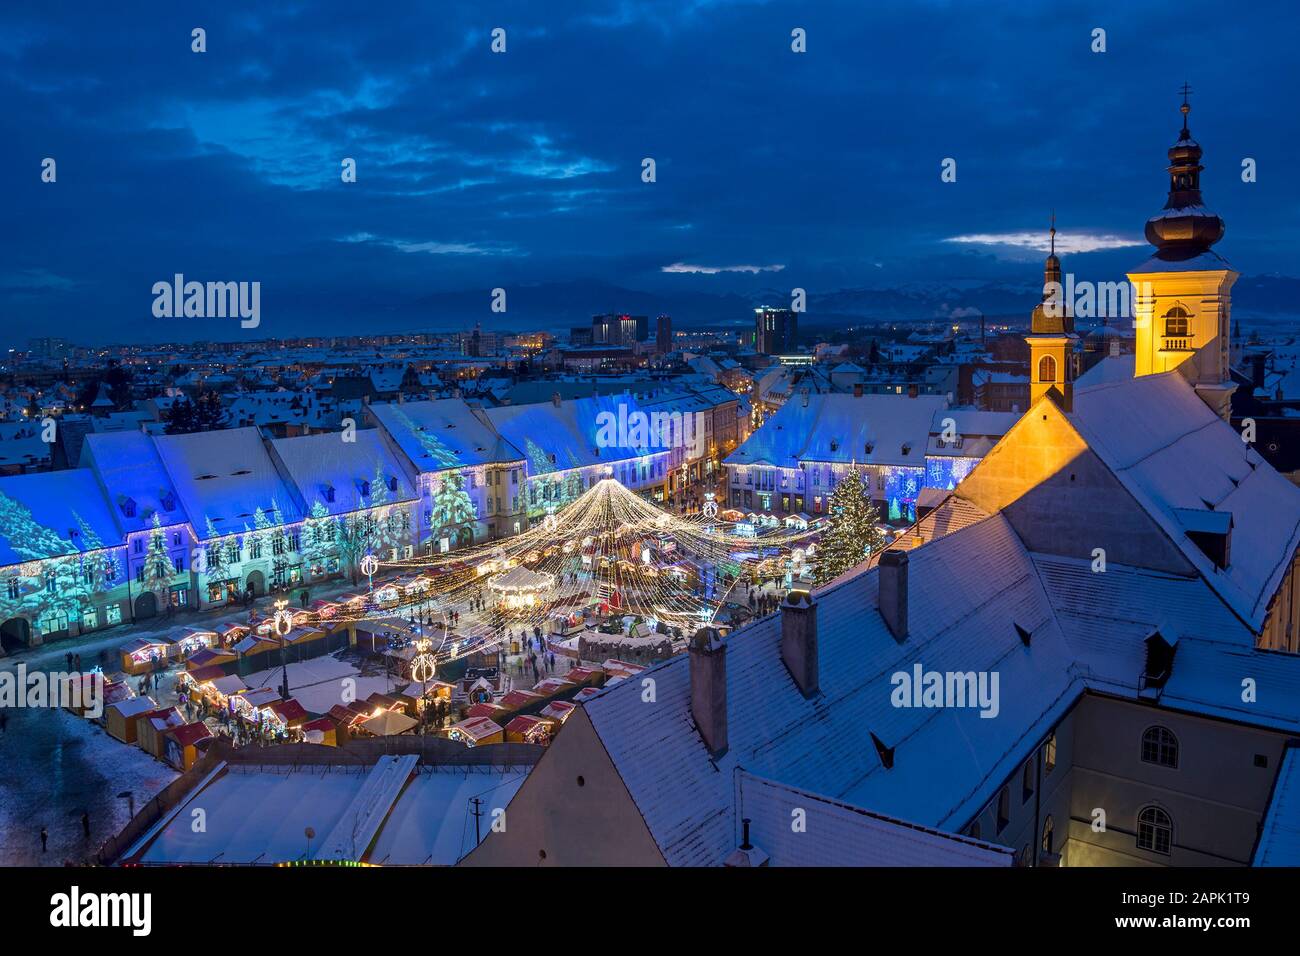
4, 0, 1299, 347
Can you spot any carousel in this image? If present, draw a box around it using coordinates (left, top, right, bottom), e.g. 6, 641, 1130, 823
486, 565, 557, 613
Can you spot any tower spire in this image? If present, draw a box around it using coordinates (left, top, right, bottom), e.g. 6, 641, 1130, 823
1143, 86, 1224, 262
1049, 210, 1056, 257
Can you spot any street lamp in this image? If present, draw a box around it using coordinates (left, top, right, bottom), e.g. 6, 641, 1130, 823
360, 553, 378, 591
273, 599, 293, 700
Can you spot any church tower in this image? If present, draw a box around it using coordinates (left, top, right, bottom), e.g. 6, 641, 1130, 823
1026, 216, 1077, 411
1127, 88, 1238, 420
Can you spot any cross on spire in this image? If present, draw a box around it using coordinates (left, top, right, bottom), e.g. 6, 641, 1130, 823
1179, 82, 1192, 130
1049, 210, 1056, 257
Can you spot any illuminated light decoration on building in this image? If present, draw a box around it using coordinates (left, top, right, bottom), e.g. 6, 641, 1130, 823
925, 456, 980, 491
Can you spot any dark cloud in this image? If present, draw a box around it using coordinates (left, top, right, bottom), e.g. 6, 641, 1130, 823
1, 0, 1294, 344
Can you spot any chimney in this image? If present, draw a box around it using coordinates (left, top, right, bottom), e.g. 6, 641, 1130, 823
689, 627, 728, 756
780, 590, 819, 698
878, 549, 908, 641
853, 382, 864, 398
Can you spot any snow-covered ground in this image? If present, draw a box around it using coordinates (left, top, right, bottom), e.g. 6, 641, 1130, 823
240, 653, 399, 714
0, 704, 177, 866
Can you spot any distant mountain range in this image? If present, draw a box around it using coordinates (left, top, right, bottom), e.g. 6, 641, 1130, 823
387, 274, 1300, 333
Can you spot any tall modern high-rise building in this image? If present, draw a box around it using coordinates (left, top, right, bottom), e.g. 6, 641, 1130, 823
655, 314, 672, 353
754, 307, 797, 354
592, 313, 647, 346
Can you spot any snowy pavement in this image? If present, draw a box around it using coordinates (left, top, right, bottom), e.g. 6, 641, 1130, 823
0, 703, 177, 866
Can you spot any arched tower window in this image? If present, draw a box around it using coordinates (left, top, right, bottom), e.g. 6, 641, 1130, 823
1163, 306, 1190, 337
1037, 355, 1057, 384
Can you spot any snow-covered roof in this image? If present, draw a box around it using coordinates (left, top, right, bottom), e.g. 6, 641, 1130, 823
1069, 371, 1300, 629
485, 393, 671, 476
0, 469, 123, 564
727, 393, 946, 469
80, 431, 183, 536
1075, 354, 1136, 389
271, 430, 416, 517
370, 399, 521, 473
581, 513, 1081, 865
1254, 744, 1300, 866
737, 771, 1013, 866
152, 427, 301, 540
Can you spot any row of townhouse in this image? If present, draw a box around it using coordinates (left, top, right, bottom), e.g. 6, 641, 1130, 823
723, 389, 1017, 520
0, 390, 734, 652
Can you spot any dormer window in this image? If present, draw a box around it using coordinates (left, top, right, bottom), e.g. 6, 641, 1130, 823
120, 497, 137, 519
388, 476, 399, 493
323, 485, 336, 503
160, 492, 176, 511
1141, 630, 1178, 691
359, 480, 371, 498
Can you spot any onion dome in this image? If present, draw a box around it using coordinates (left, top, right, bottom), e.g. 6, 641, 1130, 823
1144, 86, 1225, 261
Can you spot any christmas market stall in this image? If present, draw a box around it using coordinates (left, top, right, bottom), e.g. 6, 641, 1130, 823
447, 715, 503, 747
217, 622, 248, 648
118, 636, 171, 676
538, 699, 577, 726
60, 672, 116, 717
504, 714, 552, 746
199, 673, 247, 710
300, 716, 338, 746
105, 695, 159, 744
496, 689, 543, 715
465, 701, 507, 722
163, 721, 213, 771
264, 697, 309, 735
185, 646, 237, 673
356, 708, 418, 738
601, 659, 647, 684
137, 707, 187, 759
232, 631, 282, 675
230, 686, 281, 721
170, 626, 219, 660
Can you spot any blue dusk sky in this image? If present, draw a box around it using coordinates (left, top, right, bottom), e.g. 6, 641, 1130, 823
2, 0, 1297, 345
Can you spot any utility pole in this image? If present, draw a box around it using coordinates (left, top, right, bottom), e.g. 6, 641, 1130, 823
470, 797, 484, 846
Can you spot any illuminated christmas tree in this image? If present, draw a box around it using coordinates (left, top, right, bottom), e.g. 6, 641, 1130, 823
814, 471, 886, 585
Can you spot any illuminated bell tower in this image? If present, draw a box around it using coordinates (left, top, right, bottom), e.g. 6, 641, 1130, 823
1127, 87, 1237, 421
1026, 216, 1076, 411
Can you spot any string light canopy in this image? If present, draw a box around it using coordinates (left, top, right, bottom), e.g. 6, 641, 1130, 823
293, 478, 819, 665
